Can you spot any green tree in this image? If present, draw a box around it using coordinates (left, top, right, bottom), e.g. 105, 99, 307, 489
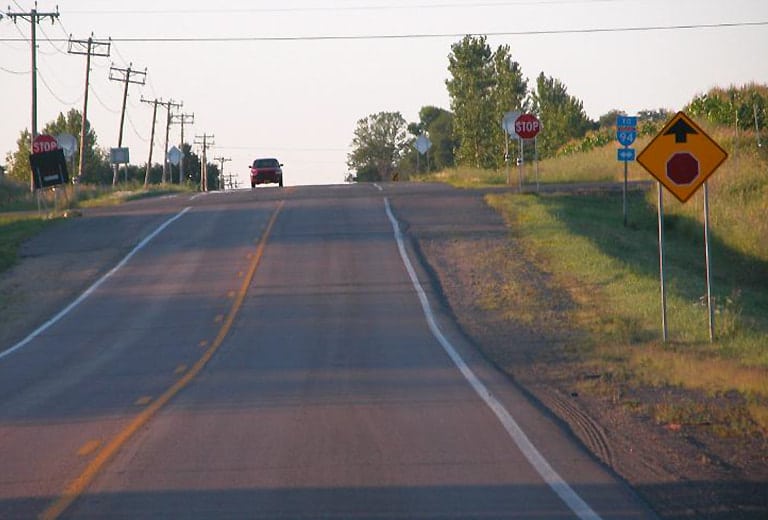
42, 109, 111, 184
4, 109, 111, 186
530, 72, 593, 158
446, 37, 528, 169
347, 111, 408, 182
405, 106, 457, 174
4, 129, 31, 184
446, 35, 496, 168
492, 44, 528, 167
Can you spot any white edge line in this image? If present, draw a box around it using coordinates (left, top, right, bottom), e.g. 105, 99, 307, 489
383, 197, 602, 520
0, 207, 192, 362
373, 183, 383, 192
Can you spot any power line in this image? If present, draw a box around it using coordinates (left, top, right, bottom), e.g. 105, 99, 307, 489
2, 20, 764, 43
63, 1, 631, 15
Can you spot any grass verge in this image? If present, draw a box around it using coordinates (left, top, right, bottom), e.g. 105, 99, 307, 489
487, 191, 768, 436
0, 215, 55, 273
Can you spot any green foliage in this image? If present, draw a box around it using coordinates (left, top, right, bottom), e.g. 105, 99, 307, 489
687, 83, 768, 130
530, 72, 593, 158
4, 129, 31, 185
404, 106, 458, 175
446, 36, 527, 169
347, 111, 409, 181
4, 109, 112, 186
43, 109, 111, 183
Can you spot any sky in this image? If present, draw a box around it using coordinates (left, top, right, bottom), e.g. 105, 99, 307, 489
2, 0, 767, 187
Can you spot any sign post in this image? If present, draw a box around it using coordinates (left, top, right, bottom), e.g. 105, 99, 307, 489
502, 111, 521, 185
414, 134, 432, 173
637, 112, 728, 342
616, 115, 638, 227
514, 114, 542, 191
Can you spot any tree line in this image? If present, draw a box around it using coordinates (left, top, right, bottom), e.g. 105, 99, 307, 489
347, 35, 768, 182
2, 108, 221, 188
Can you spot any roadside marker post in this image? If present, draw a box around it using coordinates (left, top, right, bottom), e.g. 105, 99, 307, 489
637, 112, 728, 342
616, 115, 638, 227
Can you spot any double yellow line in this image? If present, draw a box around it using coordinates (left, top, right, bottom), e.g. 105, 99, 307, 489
40, 201, 284, 520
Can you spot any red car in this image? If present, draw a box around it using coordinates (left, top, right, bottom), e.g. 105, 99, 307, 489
250, 158, 283, 188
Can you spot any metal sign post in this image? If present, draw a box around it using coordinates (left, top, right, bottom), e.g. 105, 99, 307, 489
657, 182, 669, 342
638, 112, 728, 343
703, 182, 715, 341
617, 116, 638, 227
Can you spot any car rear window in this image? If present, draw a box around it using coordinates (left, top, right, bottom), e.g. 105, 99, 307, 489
254, 159, 279, 168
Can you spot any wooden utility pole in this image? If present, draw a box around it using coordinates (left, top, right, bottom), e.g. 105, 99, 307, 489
109, 62, 146, 185
162, 100, 182, 184
140, 98, 159, 186
194, 134, 215, 192
68, 35, 111, 181
6, 2, 60, 191
170, 112, 194, 183
213, 156, 231, 191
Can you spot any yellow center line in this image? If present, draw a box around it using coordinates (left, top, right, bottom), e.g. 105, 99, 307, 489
76, 440, 101, 458
40, 200, 285, 520
174, 364, 188, 375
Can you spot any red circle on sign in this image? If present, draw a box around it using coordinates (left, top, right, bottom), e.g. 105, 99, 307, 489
32, 134, 59, 155
666, 152, 699, 185
515, 114, 541, 139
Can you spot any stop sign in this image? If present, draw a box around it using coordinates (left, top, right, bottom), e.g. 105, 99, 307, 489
666, 152, 699, 185
515, 114, 541, 139
32, 134, 59, 155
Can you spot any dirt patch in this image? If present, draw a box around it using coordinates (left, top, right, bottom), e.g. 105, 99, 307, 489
389, 183, 768, 519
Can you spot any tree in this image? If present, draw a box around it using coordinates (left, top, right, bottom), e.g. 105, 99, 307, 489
347, 112, 408, 182
492, 45, 528, 167
42, 109, 111, 184
4, 109, 111, 185
446, 35, 496, 168
530, 72, 593, 157
4, 129, 31, 184
446, 36, 527, 169
404, 106, 457, 175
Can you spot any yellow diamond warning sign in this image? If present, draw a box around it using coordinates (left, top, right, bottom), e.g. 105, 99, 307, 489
636, 112, 728, 203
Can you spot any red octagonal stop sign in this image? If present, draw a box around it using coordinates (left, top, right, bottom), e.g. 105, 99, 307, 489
32, 134, 59, 155
666, 152, 699, 185
514, 114, 541, 139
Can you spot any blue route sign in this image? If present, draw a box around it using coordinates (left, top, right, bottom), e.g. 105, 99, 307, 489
617, 116, 638, 128
616, 115, 639, 147
617, 148, 636, 162
617, 130, 637, 146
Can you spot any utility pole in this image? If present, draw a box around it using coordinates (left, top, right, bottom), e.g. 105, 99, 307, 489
194, 134, 214, 192
213, 156, 231, 191
109, 62, 146, 185
161, 100, 182, 183
140, 97, 159, 187
170, 112, 194, 183
6, 2, 60, 191
67, 34, 110, 181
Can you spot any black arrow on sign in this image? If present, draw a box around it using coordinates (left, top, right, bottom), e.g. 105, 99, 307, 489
665, 118, 698, 143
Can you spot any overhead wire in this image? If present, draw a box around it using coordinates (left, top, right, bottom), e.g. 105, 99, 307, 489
1, 20, 765, 43
37, 68, 82, 106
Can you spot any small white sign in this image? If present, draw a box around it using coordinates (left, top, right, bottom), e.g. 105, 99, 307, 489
502, 111, 521, 138
167, 146, 183, 166
414, 134, 432, 155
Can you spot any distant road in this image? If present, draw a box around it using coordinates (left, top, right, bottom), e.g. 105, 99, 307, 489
0, 184, 655, 519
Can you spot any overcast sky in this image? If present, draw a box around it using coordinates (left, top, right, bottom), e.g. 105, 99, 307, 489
2, 0, 767, 186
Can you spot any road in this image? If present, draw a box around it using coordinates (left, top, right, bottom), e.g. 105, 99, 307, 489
0, 184, 656, 519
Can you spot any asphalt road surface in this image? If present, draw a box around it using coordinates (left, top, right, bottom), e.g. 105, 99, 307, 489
0, 184, 656, 519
